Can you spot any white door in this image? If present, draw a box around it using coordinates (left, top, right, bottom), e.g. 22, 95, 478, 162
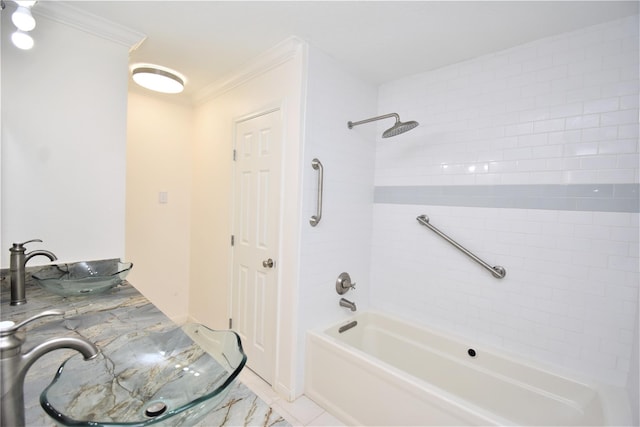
231, 109, 282, 384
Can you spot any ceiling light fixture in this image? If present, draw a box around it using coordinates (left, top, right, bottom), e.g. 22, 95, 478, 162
11, 29, 34, 50
7, 0, 37, 50
131, 65, 185, 94
11, 5, 35, 31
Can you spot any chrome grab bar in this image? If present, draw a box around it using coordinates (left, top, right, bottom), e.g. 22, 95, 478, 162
310, 158, 324, 226
416, 214, 506, 279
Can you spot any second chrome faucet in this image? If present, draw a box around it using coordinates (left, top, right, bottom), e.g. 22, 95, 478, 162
0, 310, 99, 427
9, 239, 57, 306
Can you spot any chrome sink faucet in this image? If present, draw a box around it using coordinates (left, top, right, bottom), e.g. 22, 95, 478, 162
0, 310, 99, 427
9, 239, 57, 305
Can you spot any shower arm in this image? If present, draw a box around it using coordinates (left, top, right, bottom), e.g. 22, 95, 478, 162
348, 113, 399, 129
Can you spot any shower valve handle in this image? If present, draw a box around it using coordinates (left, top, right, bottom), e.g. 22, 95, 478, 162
336, 272, 355, 295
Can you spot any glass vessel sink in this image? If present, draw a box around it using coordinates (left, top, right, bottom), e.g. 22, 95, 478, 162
40, 324, 247, 426
32, 259, 133, 296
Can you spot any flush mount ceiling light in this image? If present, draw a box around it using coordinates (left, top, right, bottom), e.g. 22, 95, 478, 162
131, 65, 185, 94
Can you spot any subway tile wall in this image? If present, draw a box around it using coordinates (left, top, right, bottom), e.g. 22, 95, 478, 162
371, 15, 639, 386
297, 45, 378, 395
375, 15, 638, 187
371, 205, 638, 385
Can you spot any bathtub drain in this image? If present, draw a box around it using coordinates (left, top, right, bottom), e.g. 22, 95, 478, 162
467, 348, 477, 358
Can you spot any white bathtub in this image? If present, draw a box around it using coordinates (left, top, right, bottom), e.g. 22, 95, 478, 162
305, 312, 630, 426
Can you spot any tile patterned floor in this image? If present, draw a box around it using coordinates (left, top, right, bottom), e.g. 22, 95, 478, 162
238, 369, 346, 427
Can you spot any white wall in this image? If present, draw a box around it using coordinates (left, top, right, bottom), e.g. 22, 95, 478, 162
126, 91, 193, 321
0, 10, 134, 267
189, 38, 306, 399
372, 13, 638, 395
296, 45, 377, 394
124, 38, 378, 400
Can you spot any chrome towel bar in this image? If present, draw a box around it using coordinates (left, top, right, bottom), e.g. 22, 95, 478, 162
310, 158, 324, 226
416, 214, 506, 279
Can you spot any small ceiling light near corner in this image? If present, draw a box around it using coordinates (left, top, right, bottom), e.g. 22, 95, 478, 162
11, 30, 34, 50
131, 65, 185, 94
12, 6, 36, 31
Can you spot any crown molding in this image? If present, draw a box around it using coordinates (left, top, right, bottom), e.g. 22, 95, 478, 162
33, 1, 146, 51
194, 36, 307, 105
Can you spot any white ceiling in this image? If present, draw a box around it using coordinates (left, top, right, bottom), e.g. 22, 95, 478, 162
67, 1, 639, 102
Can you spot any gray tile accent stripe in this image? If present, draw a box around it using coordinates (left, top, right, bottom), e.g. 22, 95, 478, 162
374, 184, 640, 212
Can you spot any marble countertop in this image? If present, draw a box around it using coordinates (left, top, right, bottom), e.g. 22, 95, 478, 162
0, 277, 289, 427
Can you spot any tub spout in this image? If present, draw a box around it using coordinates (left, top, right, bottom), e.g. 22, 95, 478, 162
339, 298, 357, 312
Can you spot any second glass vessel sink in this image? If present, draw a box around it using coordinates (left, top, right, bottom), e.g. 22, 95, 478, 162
32, 259, 133, 296
40, 324, 246, 426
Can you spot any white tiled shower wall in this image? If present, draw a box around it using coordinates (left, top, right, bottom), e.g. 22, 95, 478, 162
375, 15, 638, 187
371, 15, 639, 387
296, 45, 377, 395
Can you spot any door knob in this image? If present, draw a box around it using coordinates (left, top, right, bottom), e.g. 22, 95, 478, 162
262, 258, 274, 268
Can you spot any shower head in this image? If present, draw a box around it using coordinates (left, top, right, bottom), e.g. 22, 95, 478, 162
382, 119, 419, 138
347, 113, 419, 138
